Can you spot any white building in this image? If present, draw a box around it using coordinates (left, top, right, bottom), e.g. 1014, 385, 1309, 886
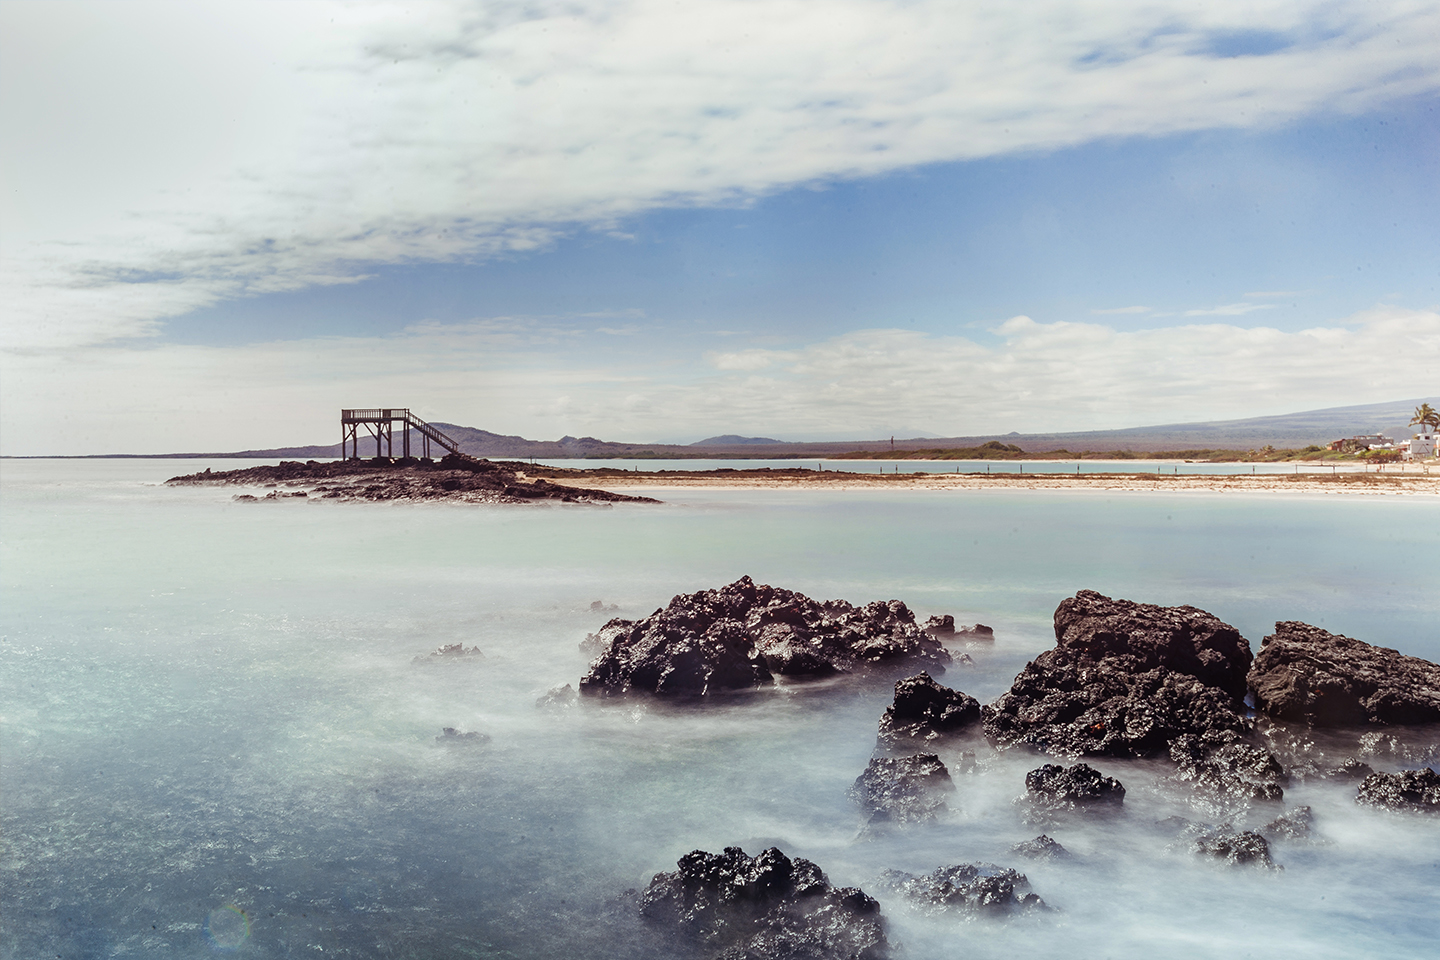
1401, 431, 1436, 461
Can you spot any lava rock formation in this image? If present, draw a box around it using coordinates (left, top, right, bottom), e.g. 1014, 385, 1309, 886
579, 577, 950, 697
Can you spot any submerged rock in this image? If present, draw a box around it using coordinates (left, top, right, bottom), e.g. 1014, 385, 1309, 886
1010, 835, 1071, 862
877, 862, 1045, 916
1191, 829, 1277, 869
849, 755, 955, 825
1355, 768, 1440, 813
983, 590, 1253, 757
536, 683, 579, 710
639, 846, 887, 960
1168, 735, 1286, 805
435, 727, 489, 744
1260, 806, 1315, 842
876, 673, 981, 751
956, 624, 995, 642
413, 643, 484, 664
1022, 763, 1125, 815
1249, 622, 1440, 727
579, 576, 950, 697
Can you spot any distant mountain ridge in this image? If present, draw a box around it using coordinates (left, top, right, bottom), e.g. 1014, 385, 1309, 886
23, 397, 1437, 459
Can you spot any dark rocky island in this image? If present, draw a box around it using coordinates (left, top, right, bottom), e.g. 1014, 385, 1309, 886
639, 846, 888, 960
982, 590, 1254, 758
875, 673, 981, 752
1248, 621, 1440, 726
166, 454, 658, 505
579, 577, 950, 697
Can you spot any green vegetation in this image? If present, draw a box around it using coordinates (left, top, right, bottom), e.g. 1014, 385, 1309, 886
1411, 403, 1439, 433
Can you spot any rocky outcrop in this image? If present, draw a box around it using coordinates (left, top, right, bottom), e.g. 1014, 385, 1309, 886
1010, 836, 1070, 861
876, 863, 1045, 916
639, 846, 887, 960
1168, 735, 1285, 805
983, 590, 1253, 757
876, 673, 980, 751
1248, 622, 1440, 726
579, 577, 950, 697
1022, 763, 1125, 815
849, 755, 955, 825
1355, 768, 1440, 813
1191, 829, 1276, 869
168, 456, 657, 505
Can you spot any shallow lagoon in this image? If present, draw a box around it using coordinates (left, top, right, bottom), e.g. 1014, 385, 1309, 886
2, 460, 1438, 959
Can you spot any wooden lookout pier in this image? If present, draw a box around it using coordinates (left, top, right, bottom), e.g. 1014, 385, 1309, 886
341, 409, 461, 460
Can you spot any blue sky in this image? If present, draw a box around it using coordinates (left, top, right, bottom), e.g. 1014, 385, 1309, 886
2, 1, 1439, 453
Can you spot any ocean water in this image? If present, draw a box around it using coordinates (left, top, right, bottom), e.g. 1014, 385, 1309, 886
2, 459, 1438, 959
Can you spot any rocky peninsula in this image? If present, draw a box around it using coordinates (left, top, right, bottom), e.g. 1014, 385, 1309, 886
165, 454, 658, 505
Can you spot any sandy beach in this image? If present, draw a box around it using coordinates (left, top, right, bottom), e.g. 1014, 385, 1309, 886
543, 466, 1440, 496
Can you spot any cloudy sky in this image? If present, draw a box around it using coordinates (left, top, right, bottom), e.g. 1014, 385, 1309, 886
2, 0, 1438, 454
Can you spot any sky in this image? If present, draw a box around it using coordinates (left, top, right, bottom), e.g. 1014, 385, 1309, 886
2, 0, 1439, 454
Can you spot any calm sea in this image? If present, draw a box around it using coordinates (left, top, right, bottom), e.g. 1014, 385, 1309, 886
2, 459, 1437, 959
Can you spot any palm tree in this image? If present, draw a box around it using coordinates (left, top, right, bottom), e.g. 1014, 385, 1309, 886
1411, 403, 1440, 435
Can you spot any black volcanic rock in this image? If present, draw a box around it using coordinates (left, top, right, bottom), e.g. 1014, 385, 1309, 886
876, 673, 980, 750
1190, 829, 1277, 869
1355, 768, 1440, 813
579, 577, 949, 697
1010, 835, 1070, 861
639, 846, 887, 960
1260, 806, 1314, 842
168, 455, 656, 505
1248, 621, 1440, 726
982, 590, 1253, 757
877, 863, 1045, 916
1168, 735, 1286, 805
1023, 763, 1125, 814
849, 755, 955, 825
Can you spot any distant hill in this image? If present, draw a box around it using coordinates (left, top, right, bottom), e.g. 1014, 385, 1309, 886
23, 396, 1437, 459
690, 435, 784, 446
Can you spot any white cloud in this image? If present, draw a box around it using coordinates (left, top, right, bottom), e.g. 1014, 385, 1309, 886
1183, 302, 1278, 316
4, 0, 1439, 349
5, 304, 1435, 454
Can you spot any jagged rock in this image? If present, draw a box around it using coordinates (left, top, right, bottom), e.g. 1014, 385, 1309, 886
579, 577, 950, 697
435, 727, 489, 744
1260, 806, 1314, 842
1168, 735, 1285, 804
956, 624, 995, 642
983, 590, 1253, 757
922, 615, 955, 636
1248, 622, 1440, 726
590, 599, 620, 612
1010, 836, 1070, 861
876, 863, 1045, 916
1190, 829, 1277, 868
413, 643, 484, 664
849, 755, 954, 825
639, 846, 887, 960
1355, 768, 1440, 813
1022, 763, 1125, 815
876, 673, 980, 750
536, 683, 579, 709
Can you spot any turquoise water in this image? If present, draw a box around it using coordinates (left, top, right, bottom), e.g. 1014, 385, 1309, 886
2, 460, 1438, 959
